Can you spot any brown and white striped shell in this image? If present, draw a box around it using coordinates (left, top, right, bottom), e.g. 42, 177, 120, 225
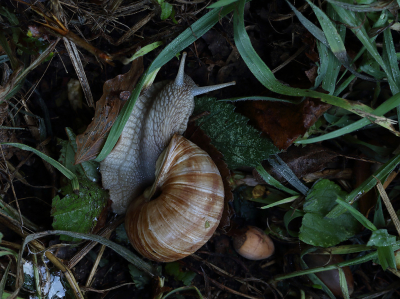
125, 134, 224, 262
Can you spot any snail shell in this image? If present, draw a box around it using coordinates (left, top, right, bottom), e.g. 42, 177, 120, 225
100, 53, 235, 214
125, 134, 225, 262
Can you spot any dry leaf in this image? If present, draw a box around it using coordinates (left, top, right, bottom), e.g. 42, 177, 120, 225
74, 57, 144, 164
237, 98, 331, 150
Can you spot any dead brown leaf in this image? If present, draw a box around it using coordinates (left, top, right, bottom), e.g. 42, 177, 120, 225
237, 99, 331, 150
74, 57, 144, 164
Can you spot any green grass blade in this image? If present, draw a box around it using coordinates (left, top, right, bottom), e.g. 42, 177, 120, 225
327, 0, 398, 12
306, 0, 375, 82
338, 267, 350, 299
207, 0, 239, 8
234, 0, 393, 130
0, 261, 11, 299
260, 195, 300, 209
273, 250, 379, 281
327, 152, 400, 218
332, 5, 399, 93
255, 164, 299, 196
1, 143, 79, 191
22, 230, 156, 277
96, 3, 237, 162
296, 91, 400, 144
335, 199, 377, 231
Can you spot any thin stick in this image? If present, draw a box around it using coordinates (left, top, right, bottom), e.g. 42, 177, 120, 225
374, 176, 400, 237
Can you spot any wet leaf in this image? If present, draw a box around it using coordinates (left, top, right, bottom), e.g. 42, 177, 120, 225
75, 58, 143, 164
51, 178, 108, 242
299, 180, 360, 247
367, 229, 397, 247
165, 262, 196, 286
237, 99, 331, 150
193, 97, 279, 169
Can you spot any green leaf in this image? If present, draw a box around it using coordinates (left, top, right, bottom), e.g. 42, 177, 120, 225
299, 180, 359, 247
160, 2, 173, 20
367, 229, 397, 247
129, 264, 151, 289
51, 178, 108, 242
165, 262, 196, 286
193, 98, 279, 169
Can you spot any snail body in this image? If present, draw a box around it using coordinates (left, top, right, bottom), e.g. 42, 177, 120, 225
100, 52, 235, 214
125, 134, 224, 262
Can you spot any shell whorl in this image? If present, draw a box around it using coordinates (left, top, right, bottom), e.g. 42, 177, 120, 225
125, 134, 225, 262
99, 53, 235, 214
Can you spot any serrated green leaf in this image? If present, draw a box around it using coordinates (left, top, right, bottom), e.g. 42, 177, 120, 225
165, 262, 196, 286
193, 97, 279, 169
128, 264, 151, 289
299, 180, 359, 247
51, 178, 108, 242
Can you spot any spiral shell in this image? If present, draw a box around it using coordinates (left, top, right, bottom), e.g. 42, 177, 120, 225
125, 134, 224, 262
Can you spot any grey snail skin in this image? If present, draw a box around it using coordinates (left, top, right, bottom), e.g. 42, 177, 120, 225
99, 52, 235, 261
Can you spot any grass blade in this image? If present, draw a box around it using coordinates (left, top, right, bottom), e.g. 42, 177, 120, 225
0, 143, 79, 191
22, 230, 157, 277
296, 91, 400, 144
255, 164, 299, 196
327, 152, 400, 218
335, 199, 377, 231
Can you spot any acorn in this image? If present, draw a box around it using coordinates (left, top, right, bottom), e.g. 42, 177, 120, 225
232, 226, 275, 260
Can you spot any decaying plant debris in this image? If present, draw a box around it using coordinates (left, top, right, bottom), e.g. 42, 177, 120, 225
1, 0, 400, 298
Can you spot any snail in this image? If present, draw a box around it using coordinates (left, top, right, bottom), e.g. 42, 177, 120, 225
125, 134, 225, 262
100, 52, 235, 214
99, 52, 235, 261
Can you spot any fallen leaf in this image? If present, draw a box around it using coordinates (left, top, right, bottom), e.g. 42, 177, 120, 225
74, 57, 143, 164
237, 98, 331, 150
